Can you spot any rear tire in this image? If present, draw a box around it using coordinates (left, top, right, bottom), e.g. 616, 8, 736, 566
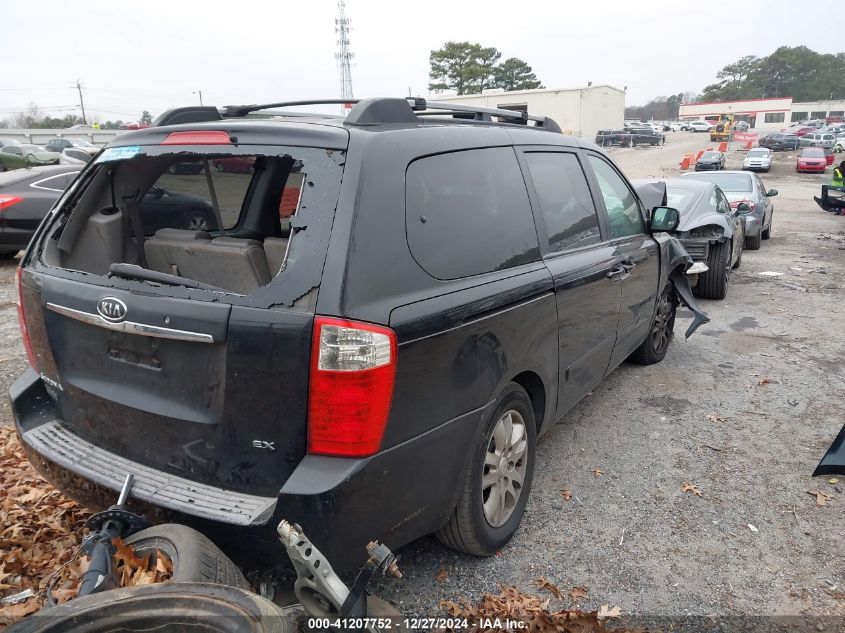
630, 283, 677, 365
436, 383, 536, 556
697, 240, 730, 300
124, 524, 250, 590
762, 214, 772, 240
745, 231, 762, 250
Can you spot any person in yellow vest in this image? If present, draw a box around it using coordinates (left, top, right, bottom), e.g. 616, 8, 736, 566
833, 161, 845, 188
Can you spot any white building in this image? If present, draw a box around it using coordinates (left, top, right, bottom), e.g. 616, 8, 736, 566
434, 85, 625, 139
678, 97, 845, 131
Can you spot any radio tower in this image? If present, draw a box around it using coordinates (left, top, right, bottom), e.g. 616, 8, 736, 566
335, 0, 354, 113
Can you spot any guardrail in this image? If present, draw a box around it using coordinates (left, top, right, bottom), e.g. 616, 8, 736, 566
0, 128, 126, 147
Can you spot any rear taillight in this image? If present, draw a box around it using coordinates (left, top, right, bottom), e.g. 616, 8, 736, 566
0, 195, 23, 212
308, 317, 397, 457
16, 267, 37, 369
730, 200, 755, 211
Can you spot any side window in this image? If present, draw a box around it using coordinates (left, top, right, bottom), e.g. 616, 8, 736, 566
715, 189, 730, 214
523, 152, 601, 253
406, 147, 540, 280
586, 155, 645, 238
5, 146, 21, 155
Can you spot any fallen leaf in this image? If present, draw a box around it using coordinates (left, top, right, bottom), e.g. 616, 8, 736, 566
593, 467, 603, 478
681, 482, 703, 497
758, 377, 778, 385
570, 586, 589, 601
536, 577, 562, 599
560, 488, 572, 501
707, 414, 728, 423
808, 490, 833, 506
435, 567, 448, 582
597, 604, 622, 620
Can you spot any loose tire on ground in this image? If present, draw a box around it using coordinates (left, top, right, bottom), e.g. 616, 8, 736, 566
5, 583, 294, 633
124, 523, 251, 590
436, 383, 537, 557
697, 240, 730, 300
629, 283, 677, 365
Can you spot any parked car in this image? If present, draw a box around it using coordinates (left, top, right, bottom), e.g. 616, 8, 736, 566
695, 151, 725, 171
0, 144, 58, 171
213, 156, 256, 173
595, 129, 635, 147
166, 161, 205, 175
688, 120, 713, 133
635, 179, 743, 300
624, 125, 665, 145
44, 138, 98, 154
781, 126, 815, 137
799, 132, 836, 149
681, 170, 776, 250
139, 185, 218, 232
11, 97, 709, 569
0, 166, 80, 258
796, 147, 828, 173
734, 120, 750, 132
670, 122, 688, 132
759, 133, 800, 151
126, 121, 151, 130
59, 146, 98, 166
832, 134, 845, 152
0, 138, 21, 149
743, 148, 773, 172
824, 147, 835, 166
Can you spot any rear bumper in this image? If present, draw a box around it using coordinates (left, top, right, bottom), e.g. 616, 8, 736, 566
11, 368, 489, 569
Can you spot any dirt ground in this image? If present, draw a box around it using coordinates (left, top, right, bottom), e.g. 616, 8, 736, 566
0, 132, 842, 624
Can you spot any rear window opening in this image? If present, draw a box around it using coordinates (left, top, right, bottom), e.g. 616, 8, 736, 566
37, 144, 343, 299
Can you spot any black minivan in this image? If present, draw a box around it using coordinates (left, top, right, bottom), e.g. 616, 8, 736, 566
11, 98, 704, 567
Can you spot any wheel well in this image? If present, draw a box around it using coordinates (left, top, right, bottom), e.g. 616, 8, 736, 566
511, 371, 546, 432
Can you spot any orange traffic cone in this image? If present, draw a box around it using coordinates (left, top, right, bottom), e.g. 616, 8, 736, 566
745, 140, 753, 150
696, 150, 704, 161
718, 142, 728, 152
680, 156, 690, 170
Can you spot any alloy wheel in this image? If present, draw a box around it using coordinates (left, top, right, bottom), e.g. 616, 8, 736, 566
186, 215, 209, 231
651, 291, 674, 355
482, 410, 528, 528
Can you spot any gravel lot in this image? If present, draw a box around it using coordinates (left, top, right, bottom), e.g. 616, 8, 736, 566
0, 132, 842, 623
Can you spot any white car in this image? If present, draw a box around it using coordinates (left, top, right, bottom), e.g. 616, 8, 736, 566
742, 148, 773, 172
833, 134, 845, 152
670, 122, 688, 132
59, 146, 97, 166
688, 120, 714, 133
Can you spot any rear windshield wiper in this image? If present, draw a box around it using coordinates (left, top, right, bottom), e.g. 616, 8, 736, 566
108, 263, 226, 293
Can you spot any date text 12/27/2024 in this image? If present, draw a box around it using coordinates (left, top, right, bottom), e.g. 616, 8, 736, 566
307, 618, 528, 630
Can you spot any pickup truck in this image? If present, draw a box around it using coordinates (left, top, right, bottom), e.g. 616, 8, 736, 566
595, 128, 664, 147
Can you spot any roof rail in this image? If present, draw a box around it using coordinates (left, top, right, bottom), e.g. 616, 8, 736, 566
152, 97, 561, 133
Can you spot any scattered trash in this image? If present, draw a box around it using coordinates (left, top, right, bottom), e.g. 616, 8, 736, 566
758, 271, 784, 277
593, 467, 604, 478
560, 488, 573, 501
830, 478, 840, 485
808, 490, 834, 506
536, 577, 562, 599
707, 414, 728, 422
758, 377, 779, 385
0, 589, 34, 605
435, 567, 449, 583
748, 524, 759, 533
788, 399, 800, 406
681, 483, 703, 497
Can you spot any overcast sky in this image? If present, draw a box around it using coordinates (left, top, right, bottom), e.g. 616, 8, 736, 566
1, 0, 835, 123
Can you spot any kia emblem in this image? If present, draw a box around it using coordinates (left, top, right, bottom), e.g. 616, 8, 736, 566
96, 297, 127, 323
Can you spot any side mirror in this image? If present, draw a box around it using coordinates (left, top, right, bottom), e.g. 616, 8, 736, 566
650, 206, 680, 232
736, 202, 752, 213
766, 189, 778, 197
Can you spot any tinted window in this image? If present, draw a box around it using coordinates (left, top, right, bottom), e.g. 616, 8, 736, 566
683, 172, 753, 193
406, 147, 539, 279
3, 146, 22, 155
587, 155, 645, 238
524, 152, 601, 252
32, 174, 75, 191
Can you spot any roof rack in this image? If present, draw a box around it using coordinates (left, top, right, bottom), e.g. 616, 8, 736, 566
152, 97, 562, 133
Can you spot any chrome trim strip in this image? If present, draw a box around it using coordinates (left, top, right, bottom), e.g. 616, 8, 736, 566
45, 302, 215, 343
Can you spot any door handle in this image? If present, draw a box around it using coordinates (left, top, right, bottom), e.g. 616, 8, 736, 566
607, 264, 631, 281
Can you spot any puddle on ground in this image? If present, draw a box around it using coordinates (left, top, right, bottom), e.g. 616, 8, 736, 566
730, 316, 760, 332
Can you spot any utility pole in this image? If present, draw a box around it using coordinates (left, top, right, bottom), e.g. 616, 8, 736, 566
194, 89, 203, 105
335, 0, 354, 114
75, 79, 87, 124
